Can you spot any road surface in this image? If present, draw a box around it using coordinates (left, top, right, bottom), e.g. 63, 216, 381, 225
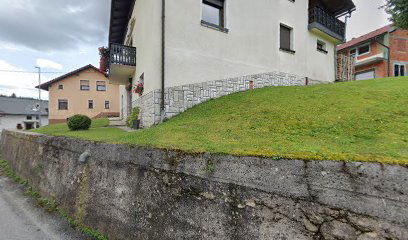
0, 175, 87, 240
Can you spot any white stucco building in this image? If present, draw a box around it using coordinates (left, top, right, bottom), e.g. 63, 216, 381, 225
106, 0, 355, 127
0, 96, 49, 133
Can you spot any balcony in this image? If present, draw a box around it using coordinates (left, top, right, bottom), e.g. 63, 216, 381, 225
308, 6, 346, 43
108, 43, 136, 85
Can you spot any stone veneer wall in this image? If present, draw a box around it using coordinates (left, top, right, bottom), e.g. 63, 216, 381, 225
134, 71, 308, 128
1, 130, 408, 240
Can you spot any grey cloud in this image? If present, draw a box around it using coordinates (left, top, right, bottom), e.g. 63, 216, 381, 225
0, 0, 110, 52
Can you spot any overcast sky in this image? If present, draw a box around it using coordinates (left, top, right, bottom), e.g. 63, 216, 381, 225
0, 0, 391, 99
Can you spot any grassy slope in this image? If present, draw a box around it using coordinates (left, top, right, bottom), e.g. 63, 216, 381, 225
34, 77, 408, 164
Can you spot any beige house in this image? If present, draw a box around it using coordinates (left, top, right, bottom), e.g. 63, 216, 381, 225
38, 65, 120, 124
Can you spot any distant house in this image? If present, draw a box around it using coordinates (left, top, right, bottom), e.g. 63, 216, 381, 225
37, 65, 120, 124
0, 96, 48, 132
337, 25, 408, 80
105, 0, 356, 127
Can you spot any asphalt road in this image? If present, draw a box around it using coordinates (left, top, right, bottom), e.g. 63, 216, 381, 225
0, 176, 87, 240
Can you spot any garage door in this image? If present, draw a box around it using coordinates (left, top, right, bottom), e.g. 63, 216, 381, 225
355, 70, 375, 80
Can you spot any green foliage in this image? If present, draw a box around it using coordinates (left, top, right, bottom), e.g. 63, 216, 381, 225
0, 159, 108, 240
34, 77, 408, 165
67, 115, 92, 131
206, 160, 215, 173
127, 107, 140, 127
383, 0, 408, 29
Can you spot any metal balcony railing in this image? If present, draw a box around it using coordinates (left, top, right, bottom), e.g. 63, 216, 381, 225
308, 6, 346, 40
109, 43, 136, 67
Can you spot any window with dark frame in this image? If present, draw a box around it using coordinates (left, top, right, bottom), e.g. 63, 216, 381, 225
26, 115, 32, 120
105, 101, 110, 109
58, 84, 64, 90
88, 100, 94, 109
202, 0, 225, 28
80, 80, 90, 91
97, 81, 107, 91
58, 100, 68, 110
317, 40, 327, 53
280, 24, 293, 53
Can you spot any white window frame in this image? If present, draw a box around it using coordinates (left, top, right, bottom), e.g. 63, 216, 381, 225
352, 43, 371, 57
394, 63, 406, 77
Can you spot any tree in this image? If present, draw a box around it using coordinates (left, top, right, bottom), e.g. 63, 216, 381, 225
10, 93, 16, 98
383, 0, 408, 29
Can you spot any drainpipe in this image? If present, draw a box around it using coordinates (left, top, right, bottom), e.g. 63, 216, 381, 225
161, 0, 166, 112
375, 37, 391, 77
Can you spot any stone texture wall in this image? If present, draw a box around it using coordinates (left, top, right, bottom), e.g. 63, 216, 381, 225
2, 130, 407, 240
134, 71, 308, 128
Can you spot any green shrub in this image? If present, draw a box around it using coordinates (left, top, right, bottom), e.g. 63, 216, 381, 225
67, 115, 92, 131
127, 107, 140, 127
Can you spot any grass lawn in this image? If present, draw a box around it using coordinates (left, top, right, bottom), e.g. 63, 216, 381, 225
34, 77, 408, 165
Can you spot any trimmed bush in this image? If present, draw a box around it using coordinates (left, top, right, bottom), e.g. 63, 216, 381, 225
67, 115, 92, 131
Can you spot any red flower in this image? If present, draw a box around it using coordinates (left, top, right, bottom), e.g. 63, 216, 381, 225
134, 81, 144, 96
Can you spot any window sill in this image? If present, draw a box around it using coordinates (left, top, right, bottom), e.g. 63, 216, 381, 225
280, 48, 296, 54
201, 20, 229, 33
317, 48, 328, 54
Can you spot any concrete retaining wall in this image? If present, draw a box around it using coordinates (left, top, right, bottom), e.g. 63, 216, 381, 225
1, 130, 407, 240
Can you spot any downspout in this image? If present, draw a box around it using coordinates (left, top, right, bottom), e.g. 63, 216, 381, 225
161, 0, 166, 113
375, 37, 391, 77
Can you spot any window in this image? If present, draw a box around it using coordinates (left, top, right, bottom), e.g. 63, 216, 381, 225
36, 116, 39, 120
80, 80, 90, 91
317, 40, 327, 53
202, 0, 225, 28
88, 100, 94, 109
280, 24, 294, 53
97, 81, 107, 91
357, 43, 370, 56
26, 115, 32, 120
58, 84, 64, 90
394, 64, 406, 77
350, 49, 357, 57
58, 100, 68, 110
45, 108, 49, 113
105, 101, 110, 109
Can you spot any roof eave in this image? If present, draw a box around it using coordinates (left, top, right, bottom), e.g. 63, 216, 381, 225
108, 0, 136, 44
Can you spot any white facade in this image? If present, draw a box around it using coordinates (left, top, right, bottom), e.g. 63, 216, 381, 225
0, 115, 49, 133
111, 0, 351, 124
122, 0, 337, 97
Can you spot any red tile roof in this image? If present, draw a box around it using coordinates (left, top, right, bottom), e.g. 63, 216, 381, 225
337, 24, 393, 51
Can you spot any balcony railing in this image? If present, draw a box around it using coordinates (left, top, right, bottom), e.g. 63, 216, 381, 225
109, 43, 136, 68
106, 43, 136, 84
308, 6, 346, 41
